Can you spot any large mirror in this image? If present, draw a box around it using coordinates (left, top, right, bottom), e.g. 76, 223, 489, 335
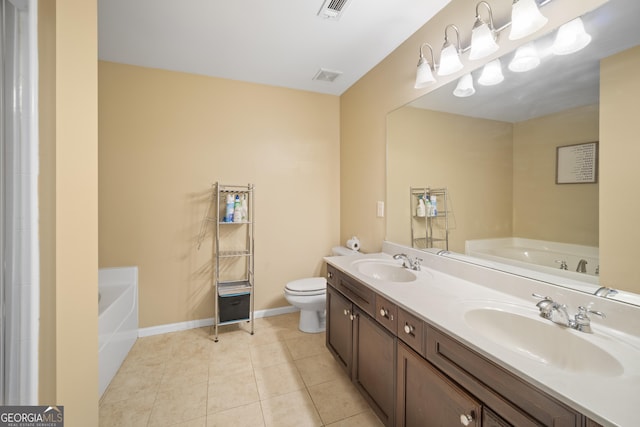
386, 0, 640, 305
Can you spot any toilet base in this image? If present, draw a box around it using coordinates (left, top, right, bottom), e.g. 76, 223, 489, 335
298, 309, 326, 333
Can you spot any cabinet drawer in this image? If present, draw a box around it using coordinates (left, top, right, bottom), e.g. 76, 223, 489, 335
375, 295, 398, 334
397, 307, 424, 356
336, 273, 376, 317
326, 264, 338, 287
426, 325, 582, 427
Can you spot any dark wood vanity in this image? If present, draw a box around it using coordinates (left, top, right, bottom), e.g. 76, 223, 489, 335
325, 263, 605, 427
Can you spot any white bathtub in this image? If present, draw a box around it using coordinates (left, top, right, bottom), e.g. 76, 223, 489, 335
99, 266, 138, 398
464, 238, 600, 289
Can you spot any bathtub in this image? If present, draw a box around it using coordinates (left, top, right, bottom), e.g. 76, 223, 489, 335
99, 266, 138, 398
464, 238, 600, 291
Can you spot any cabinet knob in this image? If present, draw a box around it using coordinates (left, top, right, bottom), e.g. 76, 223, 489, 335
404, 323, 415, 335
343, 309, 350, 316
327, 271, 333, 279
349, 313, 358, 321
459, 412, 475, 426
380, 308, 388, 318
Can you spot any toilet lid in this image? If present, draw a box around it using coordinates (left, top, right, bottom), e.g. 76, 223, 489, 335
285, 277, 326, 294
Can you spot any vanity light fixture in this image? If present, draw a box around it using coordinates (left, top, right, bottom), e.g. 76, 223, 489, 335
551, 17, 592, 55
414, 43, 436, 88
453, 73, 476, 97
438, 24, 464, 76
509, 0, 549, 41
478, 59, 504, 86
508, 42, 540, 72
469, 1, 499, 61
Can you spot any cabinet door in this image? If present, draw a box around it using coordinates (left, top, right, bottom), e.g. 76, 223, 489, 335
353, 307, 396, 427
326, 285, 353, 374
397, 342, 481, 427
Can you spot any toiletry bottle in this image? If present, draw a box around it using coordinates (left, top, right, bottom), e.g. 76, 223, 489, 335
224, 194, 234, 222
240, 194, 248, 221
416, 196, 426, 217
431, 195, 437, 217
425, 196, 432, 217
233, 194, 242, 222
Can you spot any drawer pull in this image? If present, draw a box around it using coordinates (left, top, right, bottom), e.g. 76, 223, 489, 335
327, 271, 333, 279
343, 309, 350, 316
404, 322, 415, 335
459, 412, 475, 426
379, 307, 395, 321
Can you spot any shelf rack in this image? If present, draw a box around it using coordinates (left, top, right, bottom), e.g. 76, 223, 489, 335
410, 187, 449, 251
199, 182, 255, 342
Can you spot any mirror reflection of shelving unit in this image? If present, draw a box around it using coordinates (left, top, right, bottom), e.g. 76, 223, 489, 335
410, 187, 449, 251
198, 183, 255, 342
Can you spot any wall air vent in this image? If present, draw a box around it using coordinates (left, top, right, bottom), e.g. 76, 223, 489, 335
317, 0, 352, 20
313, 68, 342, 83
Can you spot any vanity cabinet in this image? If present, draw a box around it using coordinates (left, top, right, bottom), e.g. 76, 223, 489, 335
326, 263, 606, 427
326, 266, 396, 427
397, 341, 481, 427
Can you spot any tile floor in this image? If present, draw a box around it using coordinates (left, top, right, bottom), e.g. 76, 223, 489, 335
99, 312, 385, 427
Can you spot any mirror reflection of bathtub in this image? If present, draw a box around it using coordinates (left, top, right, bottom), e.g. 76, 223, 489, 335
466, 237, 599, 278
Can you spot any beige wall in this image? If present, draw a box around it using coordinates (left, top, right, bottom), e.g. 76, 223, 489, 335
340, 0, 606, 253
600, 45, 640, 293
513, 105, 599, 246
386, 107, 513, 253
98, 62, 340, 328
39, 0, 99, 425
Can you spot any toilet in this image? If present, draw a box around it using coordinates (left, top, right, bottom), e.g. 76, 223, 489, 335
284, 246, 357, 333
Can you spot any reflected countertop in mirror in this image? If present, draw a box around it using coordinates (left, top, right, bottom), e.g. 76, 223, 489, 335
385, 0, 640, 305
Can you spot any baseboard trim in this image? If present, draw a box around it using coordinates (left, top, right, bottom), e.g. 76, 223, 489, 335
137, 305, 299, 337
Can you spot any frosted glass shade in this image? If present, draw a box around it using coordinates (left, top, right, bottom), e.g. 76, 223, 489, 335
453, 74, 475, 97
508, 43, 540, 72
509, 0, 548, 40
414, 58, 436, 88
551, 18, 592, 55
478, 59, 504, 86
438, 44, 463, 76
469, 22, 499, 61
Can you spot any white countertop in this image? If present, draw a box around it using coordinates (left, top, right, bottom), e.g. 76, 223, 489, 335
325, 246, 640, 427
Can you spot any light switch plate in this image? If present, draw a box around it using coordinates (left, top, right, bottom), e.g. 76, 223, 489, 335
377, 201, 384, 217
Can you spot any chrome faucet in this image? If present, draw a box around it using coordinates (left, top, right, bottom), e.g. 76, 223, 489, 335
594, 286, 618, 298
532, 294, 605, 333
393, 253, 422, 271
576, 259, 588, 273
555, 260, 568, 270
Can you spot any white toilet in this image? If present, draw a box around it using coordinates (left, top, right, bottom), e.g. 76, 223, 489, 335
284, 246, 357, 333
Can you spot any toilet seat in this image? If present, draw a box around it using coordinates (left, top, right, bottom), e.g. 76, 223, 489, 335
285, 277, 326, 296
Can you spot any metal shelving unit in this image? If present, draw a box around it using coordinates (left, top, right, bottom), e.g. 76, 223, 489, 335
198, 183, 255, 342
410, 187, 449, 251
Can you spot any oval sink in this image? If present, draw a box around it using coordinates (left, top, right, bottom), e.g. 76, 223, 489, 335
353, 260, 417, 283
464, 307, 624, 377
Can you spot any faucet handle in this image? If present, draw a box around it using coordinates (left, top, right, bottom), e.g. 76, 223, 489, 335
577, 306, 605, 320
554, 260, 568, 270
532, 293, 552, 301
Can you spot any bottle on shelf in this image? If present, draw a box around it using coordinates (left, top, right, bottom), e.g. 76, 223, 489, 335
431, 195, 437, 217
425, 196, 432, 218
416, 195, 426, 217
240, 194, 248, 221
233, 194, 242, 223
224, 194, 234, 222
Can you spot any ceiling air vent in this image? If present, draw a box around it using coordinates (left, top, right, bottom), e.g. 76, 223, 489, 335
313, 68, 342, 83
317, 0, 352, 20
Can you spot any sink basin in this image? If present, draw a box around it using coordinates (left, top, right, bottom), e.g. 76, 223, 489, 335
464, 307, 624, 376
352, 260, 417, 283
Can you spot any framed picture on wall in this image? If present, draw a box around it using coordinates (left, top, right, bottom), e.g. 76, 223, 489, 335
556, 142, 598, 184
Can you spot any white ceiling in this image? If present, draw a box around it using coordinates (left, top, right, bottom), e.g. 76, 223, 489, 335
98, 0, 452, 96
